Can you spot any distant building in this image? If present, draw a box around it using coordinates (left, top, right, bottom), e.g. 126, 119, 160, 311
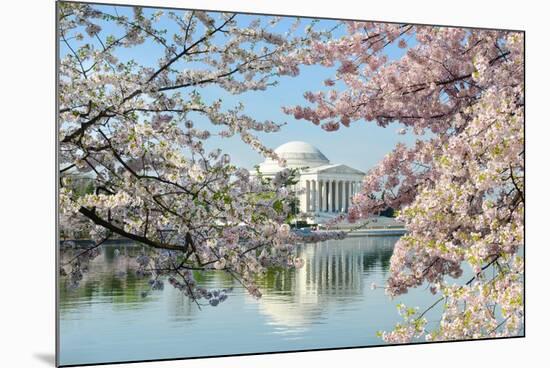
254, 141, 365, 222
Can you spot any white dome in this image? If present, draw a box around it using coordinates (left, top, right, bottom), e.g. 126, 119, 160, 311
257, 141, 330, 174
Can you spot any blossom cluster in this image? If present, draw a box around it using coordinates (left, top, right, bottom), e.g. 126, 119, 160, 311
287, 23, 524, 341
58, 3, 341, 303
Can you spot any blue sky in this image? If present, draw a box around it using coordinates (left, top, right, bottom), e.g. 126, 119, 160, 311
61, 3, 420, 173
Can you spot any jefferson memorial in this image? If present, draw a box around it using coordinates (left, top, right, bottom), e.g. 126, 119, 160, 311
254, 141, 365, 222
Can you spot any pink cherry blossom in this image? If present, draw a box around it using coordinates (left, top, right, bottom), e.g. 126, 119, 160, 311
58, 3, 343, 306
288, 23, 524, 341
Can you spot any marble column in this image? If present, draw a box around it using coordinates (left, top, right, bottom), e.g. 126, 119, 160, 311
311, 180, 316, 212
345, 181, 350, 212
318, 180, 323, 212
326, 180, 330, 212
305, 180, 310, 212
323, 180, 327, 212
336, 181, 341, 212
334, 181, 338, 213
343, 181, 347, 212
327, 180, 333, 212
340, 181, 344, 212
332, 180, 337, 212
321, 180, 326, 212
334, 180, 338, 212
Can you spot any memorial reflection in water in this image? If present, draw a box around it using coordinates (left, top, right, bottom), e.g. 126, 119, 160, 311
59, 236, 406, 366
256, 237, 393, 329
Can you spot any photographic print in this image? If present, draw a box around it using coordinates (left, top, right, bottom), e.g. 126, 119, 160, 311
57, 1, 525, 366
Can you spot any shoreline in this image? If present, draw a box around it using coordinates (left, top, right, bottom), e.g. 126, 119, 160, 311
60, 228, 407, 247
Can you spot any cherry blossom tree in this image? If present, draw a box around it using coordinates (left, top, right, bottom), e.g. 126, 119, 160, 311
285, 22, 524, 341
58, 3, 342, 307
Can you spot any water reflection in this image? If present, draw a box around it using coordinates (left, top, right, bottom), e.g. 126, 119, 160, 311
255, 237, 395, 331
59, 236, 405, 366
60, 244, 148, 313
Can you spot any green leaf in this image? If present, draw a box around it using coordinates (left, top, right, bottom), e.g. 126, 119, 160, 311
273, 200, 284, 214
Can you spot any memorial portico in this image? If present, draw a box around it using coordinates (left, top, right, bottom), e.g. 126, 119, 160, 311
254, 141, 365, 219
299, 172, 364, 214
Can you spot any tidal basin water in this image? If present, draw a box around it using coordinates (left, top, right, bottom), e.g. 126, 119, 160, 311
58, 236, 438, 366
